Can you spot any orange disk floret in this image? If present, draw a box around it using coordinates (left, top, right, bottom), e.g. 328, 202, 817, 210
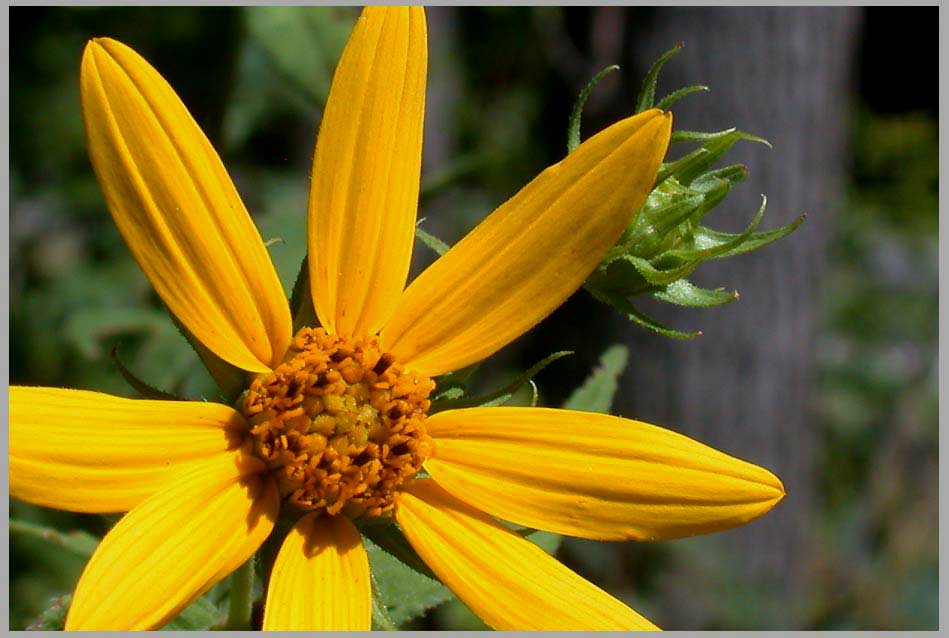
242, 327, 434, 518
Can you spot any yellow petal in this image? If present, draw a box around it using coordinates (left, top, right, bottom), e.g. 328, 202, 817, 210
65, 452, 278, 630
80, 38, 291, 373
262, 513, 371, 630
9, 386, 247, 513
396, 480, 658, 630
424, 407, 785, 541
308, 6, 427, 338
381, 109, 672, 377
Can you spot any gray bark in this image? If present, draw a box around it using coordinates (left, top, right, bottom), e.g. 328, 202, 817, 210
607, 7, 861, 628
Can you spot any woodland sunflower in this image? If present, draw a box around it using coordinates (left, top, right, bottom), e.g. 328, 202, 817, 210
9, 6, 784, 631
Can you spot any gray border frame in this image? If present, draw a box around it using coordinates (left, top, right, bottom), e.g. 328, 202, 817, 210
4, 2, 943, 637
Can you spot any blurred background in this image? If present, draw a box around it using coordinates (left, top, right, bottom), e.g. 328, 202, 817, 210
10, 6, 937, 630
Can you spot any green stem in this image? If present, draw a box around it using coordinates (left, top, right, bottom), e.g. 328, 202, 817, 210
224, 558, 255, 630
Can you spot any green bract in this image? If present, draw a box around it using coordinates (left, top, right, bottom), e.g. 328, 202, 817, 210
574, 46, 804, 339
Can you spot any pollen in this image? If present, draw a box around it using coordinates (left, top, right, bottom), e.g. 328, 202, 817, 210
241, 327, 434, 518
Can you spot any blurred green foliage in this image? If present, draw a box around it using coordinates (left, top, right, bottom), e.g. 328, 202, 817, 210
810, 108, 938, 629
9, 6, 937, 631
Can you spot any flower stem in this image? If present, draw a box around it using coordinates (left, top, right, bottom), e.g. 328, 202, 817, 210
224, 557, 255, 630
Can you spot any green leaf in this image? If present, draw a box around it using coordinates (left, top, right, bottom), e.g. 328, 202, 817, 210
362, 529, 453, 627
430, 351, 573, 412
110, 344, 184, 401
415, 224, 450, 257
10, 519, 98, 557
26, 594, 71, 630
361, 522, 436, 579
655, 84, 708, 111
652, 279, 739, 308
370, 575, 399, 631
567, 64, 620, 153
563, 344, 629, 413
162, 593, 225, 630
588, 287, 701, 339
635, 43, 683, 113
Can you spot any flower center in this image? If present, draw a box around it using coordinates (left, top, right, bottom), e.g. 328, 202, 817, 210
241, 327, 434, 518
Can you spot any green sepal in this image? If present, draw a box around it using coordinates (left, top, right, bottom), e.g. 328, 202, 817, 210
431, 361, 482, 404
690, 212, 806, 259
522, 529, 563, 555
616, 196, 768, 293
168, 312, 247, 403
663, 194, 768, 262
588, 287, 701, 340
507, 523, 563, 557
652, 279, 739, 308
656, 84, 708, 111
525, 379, 540, 407
415, 223, 451, 257
289, 254, 318, 333
9, 519, 98, 557
429, 351, 572, 413
601, 253, 700, 291
111, 344, 185, 401
263, 237, 285, 248
671, 128, 741, 144
431, 385, 464, 403
691, 164, 750, 191
635, 43, 683, 113
506, 518, 563, 555
435, 361, 481, 387
621, 189, 706, 260
614, 168, 747, 262
656, 129, 770, 186
584, 46, 803, 339
563, 343, 629, 413
567, 64, 621, 153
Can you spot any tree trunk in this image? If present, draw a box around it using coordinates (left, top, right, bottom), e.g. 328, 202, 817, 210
607, 7, 861, 628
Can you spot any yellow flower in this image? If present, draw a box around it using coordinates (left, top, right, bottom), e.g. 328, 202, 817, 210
9, 6, 785, 631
